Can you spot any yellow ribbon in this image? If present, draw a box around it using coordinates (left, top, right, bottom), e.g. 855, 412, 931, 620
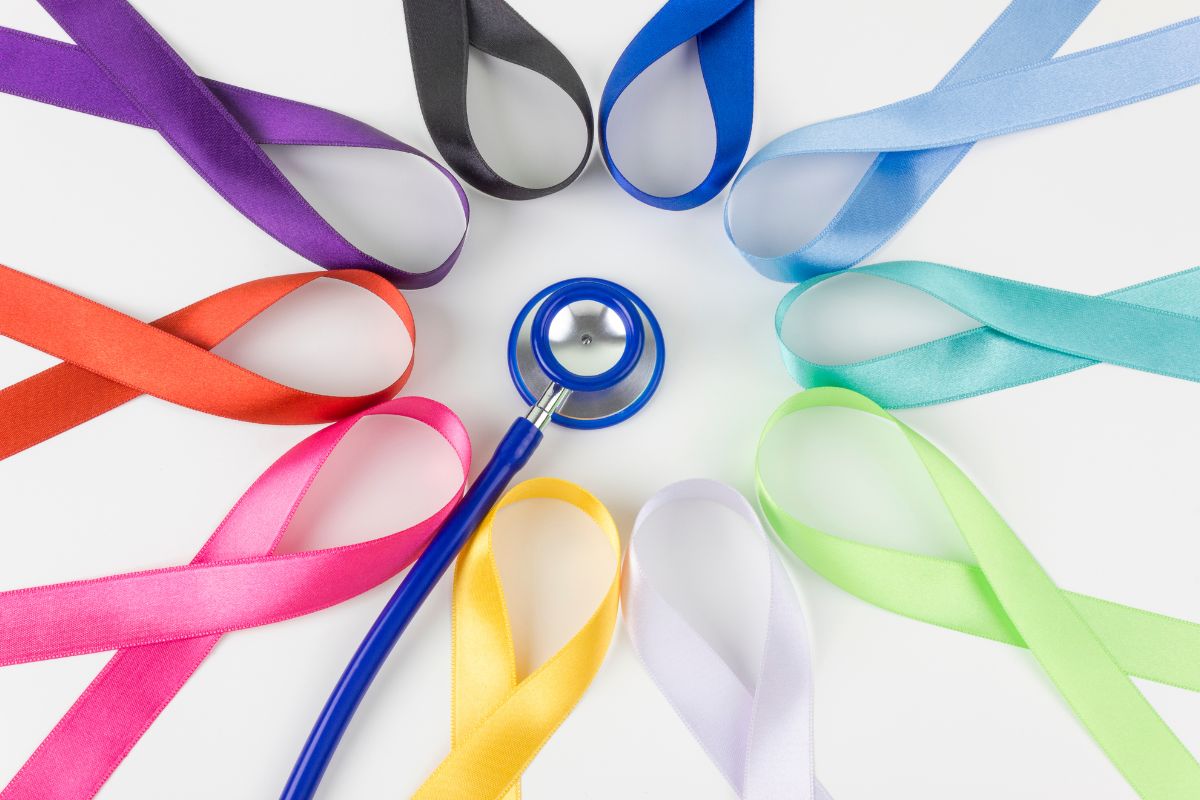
413, 478, 621, 800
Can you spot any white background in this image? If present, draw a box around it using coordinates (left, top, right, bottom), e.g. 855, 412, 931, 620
2, 0, 1200, 797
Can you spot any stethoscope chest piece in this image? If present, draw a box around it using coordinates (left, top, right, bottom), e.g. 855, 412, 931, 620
509, 277, 664, 429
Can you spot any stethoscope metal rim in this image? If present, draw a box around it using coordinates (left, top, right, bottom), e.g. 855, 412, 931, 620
508, 277, 665, 430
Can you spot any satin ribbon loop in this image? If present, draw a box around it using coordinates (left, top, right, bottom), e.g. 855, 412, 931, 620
414, 477, 621, 800
756, 388, 1200, 799
600, 0, 754, 210
0, 0, 468, 287
403, 0, 594, 199
623, 479, 830, 800
776, 261, 1200, 408
0, 264, 417, 460
725, 0, 1200, 281
1, 397, 471, 800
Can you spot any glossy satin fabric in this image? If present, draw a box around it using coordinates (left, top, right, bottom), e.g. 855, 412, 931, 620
725, 0, 1200, 281
757, 388, 1200, 798
776, 261, 1200, 407
0, 0, 468, 288
1, 397, 471, 800
413, 478, 621, 800
623, 480, 830, 800
403, 0, 593, 199
600, 0, 753, 210
0, 265, 416, 460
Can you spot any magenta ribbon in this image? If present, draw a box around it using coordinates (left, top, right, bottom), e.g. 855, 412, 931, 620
0, 0, 469, 289
0, 397, 471, 800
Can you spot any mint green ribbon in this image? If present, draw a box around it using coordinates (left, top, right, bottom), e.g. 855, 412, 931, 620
777, 262, 1200, 407
756, 388, 1200, 798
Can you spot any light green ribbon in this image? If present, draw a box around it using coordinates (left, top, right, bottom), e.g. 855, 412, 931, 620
756, 387, 1200, 798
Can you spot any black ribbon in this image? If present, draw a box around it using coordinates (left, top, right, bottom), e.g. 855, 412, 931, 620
403, 0, 594, 200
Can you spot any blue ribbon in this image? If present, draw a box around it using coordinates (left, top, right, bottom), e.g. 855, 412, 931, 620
599, 0, 753, 210
779, 262, 1200, 408
725, 0, 1200, 281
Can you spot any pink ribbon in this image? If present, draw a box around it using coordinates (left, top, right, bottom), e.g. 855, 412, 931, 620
0, 396, 471, 800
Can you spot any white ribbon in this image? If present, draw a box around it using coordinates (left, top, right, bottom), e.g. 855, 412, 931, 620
622, 479, 832, 800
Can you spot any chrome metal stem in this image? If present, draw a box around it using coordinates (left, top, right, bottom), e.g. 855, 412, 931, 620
525, 383, 572, 430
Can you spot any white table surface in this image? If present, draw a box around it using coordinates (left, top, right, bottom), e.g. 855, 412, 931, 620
2, 1, 1199, 797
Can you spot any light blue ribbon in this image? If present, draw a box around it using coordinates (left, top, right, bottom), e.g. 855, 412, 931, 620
779, 262, 1200, 408
725, 0, 1200, 281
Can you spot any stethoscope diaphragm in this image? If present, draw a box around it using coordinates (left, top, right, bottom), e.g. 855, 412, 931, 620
508, 277, 664, 429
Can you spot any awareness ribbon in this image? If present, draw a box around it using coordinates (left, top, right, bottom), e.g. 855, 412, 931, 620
623, 479, 830, 800
402, 0, 594, 199
600, 0, 753, 210
725, 0, 1200, 281
0, 264, 416, 460
0, 0, 468, 288
757, 387, 1200, 798
777, 261, 1200, 408
413, 478, 620, 800
0, 396, 471, 800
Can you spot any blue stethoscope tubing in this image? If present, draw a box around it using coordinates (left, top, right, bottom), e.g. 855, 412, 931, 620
280, 279, 656, 800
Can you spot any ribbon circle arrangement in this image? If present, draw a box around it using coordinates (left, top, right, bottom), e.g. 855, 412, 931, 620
0, 264, 417, 460
0, 397, 471, 800
403, 0, 594, 199
413, 478, 620, 800
776, 261, 1200, 408
756, 387, 1200, 799
623, 479, 829, 800
600, 0, 753, 210
724, 0, 1200, 281
0, 0, 468, 288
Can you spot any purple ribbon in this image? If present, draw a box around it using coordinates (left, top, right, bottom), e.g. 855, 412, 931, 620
0, 0, 469, 288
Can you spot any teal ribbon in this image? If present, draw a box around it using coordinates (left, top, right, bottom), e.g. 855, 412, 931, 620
778, 262, 1200, 407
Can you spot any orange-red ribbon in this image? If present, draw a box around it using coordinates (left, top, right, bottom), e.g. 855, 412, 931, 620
0, 264, 416, 459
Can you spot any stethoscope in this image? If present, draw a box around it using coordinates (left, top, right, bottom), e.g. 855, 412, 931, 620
281, 277, 665, 799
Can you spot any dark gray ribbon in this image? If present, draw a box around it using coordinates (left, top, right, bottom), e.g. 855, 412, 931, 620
403, 0, 594, 199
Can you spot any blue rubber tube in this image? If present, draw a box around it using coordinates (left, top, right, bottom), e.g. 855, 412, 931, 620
280, 417, 543, 800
